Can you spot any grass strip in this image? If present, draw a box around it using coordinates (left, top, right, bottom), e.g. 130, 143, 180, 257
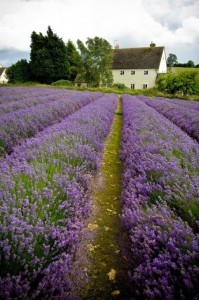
80, 97, 129, 300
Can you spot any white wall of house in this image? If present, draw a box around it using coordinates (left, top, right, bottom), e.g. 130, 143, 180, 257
112, 69, 158, 89
0, 69, 8, 84
158, 49, 167, 73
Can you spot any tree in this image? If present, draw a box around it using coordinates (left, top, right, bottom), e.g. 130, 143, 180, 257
167, 53, 178, 68
6, 59, 31, 83
77, 36, 113, 87
30, 26, 70, 84
187, 60, 195, 68
65, 40, 81, 81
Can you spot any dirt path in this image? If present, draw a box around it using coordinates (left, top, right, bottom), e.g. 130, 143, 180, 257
77, 97, 129, 300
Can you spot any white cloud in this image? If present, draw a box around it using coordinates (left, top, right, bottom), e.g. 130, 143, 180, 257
176, 17, 199, 42
0, 0, 198, 65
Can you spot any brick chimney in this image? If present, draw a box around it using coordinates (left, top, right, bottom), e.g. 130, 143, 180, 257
150, 41, 156, 47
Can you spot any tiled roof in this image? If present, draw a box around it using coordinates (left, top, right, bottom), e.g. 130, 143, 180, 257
112, 46, 164, 69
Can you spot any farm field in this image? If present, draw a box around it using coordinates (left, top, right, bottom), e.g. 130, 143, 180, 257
121, 94, 199, 299
140, 95, 199, 142
172, 67, 199, 74
0, 87, 198, 299
0, 87, 103, 155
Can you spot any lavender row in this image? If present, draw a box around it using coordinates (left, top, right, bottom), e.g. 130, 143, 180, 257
0, 87, 89, 116
120, 94, 199, 299
0, 86, 73, 104
144, 95, 199, 115
0, 93, 118, 299
0, 89, 103, 155
122, 95, 199, 229
157, 96, 199, 112
140, 95, 199, 112
0, 86, 41, 103
139, 95, 199, 142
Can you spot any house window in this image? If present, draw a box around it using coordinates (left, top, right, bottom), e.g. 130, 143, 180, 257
131, 70, 135, 75
131, 84, 135, 89
143, 84, 148, 89
144, 70, 148, 75
120, 70, 124, 75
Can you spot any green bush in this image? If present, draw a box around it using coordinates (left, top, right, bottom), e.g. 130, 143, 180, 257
51, 79, 74, 86
156, 71, 199, 95
113, 83, 127, 90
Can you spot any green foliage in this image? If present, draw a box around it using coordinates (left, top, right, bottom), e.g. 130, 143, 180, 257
172, 67, 199, 74
156, 71, 199, 95
6, 59, 31, 83
65, 40, 81, 81
113, 83, 126, 90
30, 26, 70, 84
167, 53, 178, 67
174, 61, 197, 68
51, 79, 74, 86
77, 36, 113, 87
186, 60, 195, 68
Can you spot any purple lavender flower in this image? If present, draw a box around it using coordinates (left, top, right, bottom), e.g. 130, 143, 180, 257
121, 94, 199, 299
0, 92, 117, 298
0, 87, 103, 155
139, 95, 199, 142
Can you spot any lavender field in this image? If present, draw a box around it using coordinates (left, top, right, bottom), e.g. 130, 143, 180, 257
0, 87, 103, 155
121, 95, 199, 299
0, 87, 198, 300
140, 95, 199, 142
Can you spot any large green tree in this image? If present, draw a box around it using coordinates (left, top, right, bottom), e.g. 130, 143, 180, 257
6, 59, 31, 83
30, 26, 70, 83
65, 40, 81, 81
77, 36, 113, 87
167, 53, 178, 68
187, 60, 195, 68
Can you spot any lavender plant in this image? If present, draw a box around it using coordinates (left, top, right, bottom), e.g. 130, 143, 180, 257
170, 97, 199, 111
0, 86, 83, 105
140, 96, 199, 142
0, 87, 103, 155
0, 87, 87, 116
0, 93, 118, 299
121, 94, 199, 299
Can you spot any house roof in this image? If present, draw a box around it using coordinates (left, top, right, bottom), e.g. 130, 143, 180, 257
0, 67, 6, 76
112, 46, 164, 69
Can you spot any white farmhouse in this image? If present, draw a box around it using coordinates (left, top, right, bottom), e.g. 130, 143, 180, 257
0, 63, 8, 84
112, 42, 167, 89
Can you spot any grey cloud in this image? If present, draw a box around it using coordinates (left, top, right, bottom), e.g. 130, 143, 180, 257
0, 48, 30, 66
159, 18, 180, 31
182, 0, 197, 5
142, 0, 199, 31
21, 0, 49, 2
114, 34, 152, 49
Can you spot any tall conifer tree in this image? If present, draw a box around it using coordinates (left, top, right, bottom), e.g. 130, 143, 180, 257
30, 26, 70, 83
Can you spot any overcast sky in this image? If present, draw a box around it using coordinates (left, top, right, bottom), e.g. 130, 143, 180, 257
0, 0, 199, 66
